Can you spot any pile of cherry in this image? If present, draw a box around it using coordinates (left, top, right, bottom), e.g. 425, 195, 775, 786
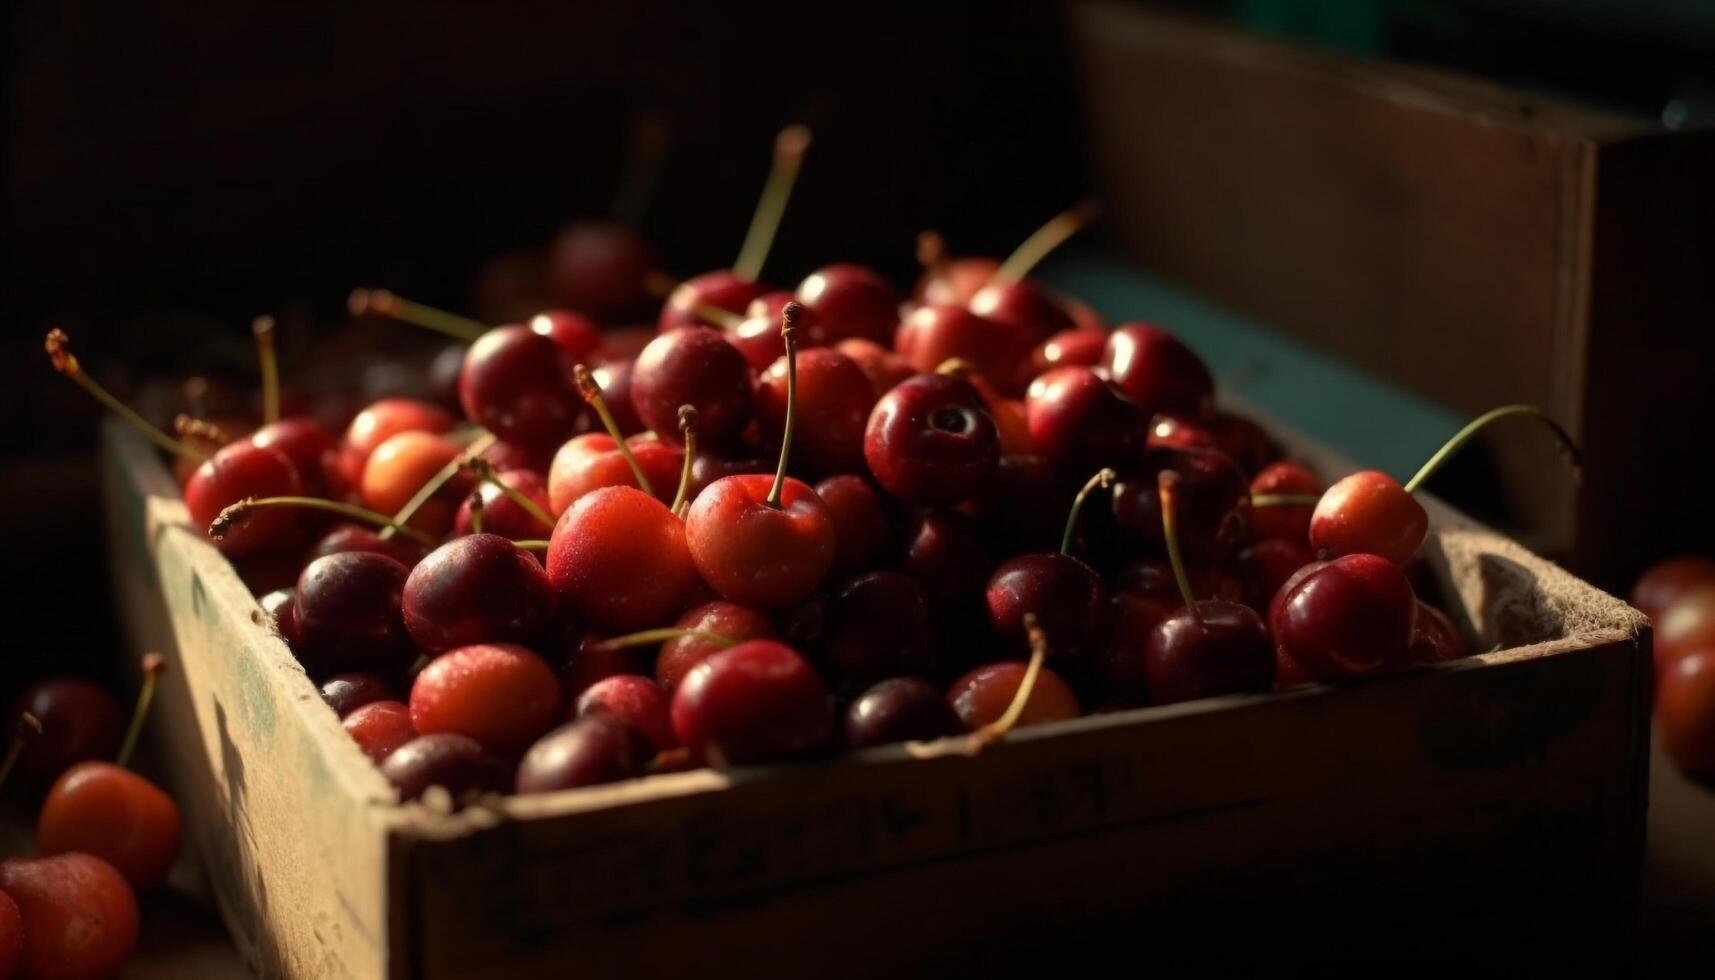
1631, 558, 1715, 785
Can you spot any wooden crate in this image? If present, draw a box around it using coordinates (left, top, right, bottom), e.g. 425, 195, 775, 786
102, 418, 1650, 977
1072, 0, 1715, 587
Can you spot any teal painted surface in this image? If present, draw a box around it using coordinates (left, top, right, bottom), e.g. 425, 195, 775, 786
1042, 252, 1464, 480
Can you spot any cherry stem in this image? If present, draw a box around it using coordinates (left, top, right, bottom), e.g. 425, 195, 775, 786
174, 414, 234, 450
733, 124, 812, 282
1402, 404, 1582, 495
513, 540, 550, 552
934, 357, 978, 377
348, 289, 486, 342
253, 315, 280, 424
213, 495, 435, 546
1061, 468, 1118, 556
116, 653, 165, 769
467, 490, 485, 534
968, 613, 1049, 751
1250, 493, 1322, 508
916, 230, 949, 275
766, 303, 802, 509
671, 405, 699, 516
594, 627, 739, 653
45, 329, 208, 461
990, 199, 1103, 287
609, 109, 671, 227
573, 365, 654, 497
1158, 470, 1203, 628
464, 457, 555, 530
381, 432, 500, 540
0, 712, 42, 793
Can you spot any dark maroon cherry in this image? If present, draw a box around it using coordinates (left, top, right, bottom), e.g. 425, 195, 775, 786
1145, 601, 1274, 705
814, 475, 895, 579
986, 554, 1105, 662
658, 270, 769, 333
1025, 367, 1146, 470
845, 678, 961, 749
260, 588, 301, 646
630, 326, 754, 445
1209, 411, 1282, 477
7, 681, 123, 783
795, 264, 901, 344
549, 220, 656, 319
305, 523, 428, 568
822, 572, 935, 692
670, 640, 832, 767
1111, 447, 1249, 566
380, 733, 510, 803
402, 534, 553, 653
959, 454, 1074, 556
1270, 553, 1418, 680
458, 325, 582, 447
454, 468, 553, 541
249, 417, 341, 496
864, 373, 1000, 504
292, 551, 414, 678
589, 359, 645, 436
515, 716, 649, 793
754, 346, 876, 476
969, 278, 1075, 345
1101, 323, 1214, 421
904, 509, 994, 603
1097, 590, 1181, 704
319, 673, 399, 719
1409, 601, 1468, 665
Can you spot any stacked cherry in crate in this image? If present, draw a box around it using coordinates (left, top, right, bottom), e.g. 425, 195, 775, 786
72, 124, 1647, 978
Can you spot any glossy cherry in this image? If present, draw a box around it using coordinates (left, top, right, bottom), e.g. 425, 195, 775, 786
969, 278, 1075, 345
515, 716, 649, 793
338, 397, 457, 489
1632, 556, 1715, 623
630, 326, 754, 444
894, 305, 1034, 389
0, 853, 138, 980
822, 571, 936, 693
1111, 446, 1249, 567
1234, 536, 1316, 611
1656, 584, 1715, 664
754, 346, 875, 476
402, 534, 552, 653
846, 677, 961, 748
455, 468, 554, 539
795, 263, 901, 344
671, 640, 832, 767
411, 643, 562, 756
343, 701, 416, 762
360, 430, 470, 537
7, 680, 122, 782
1017, 327, 1107, 391
656, 602, 775, 693
549, 220, 657, 319
1101, 323, 1214, 420
306, 523, 428, 568
912, 231, 1000, 306
319, 673, 398, 718
1657, 649, 1715, 782
813, 475, 894, 579
983, 469, 1114, 662
1409, 601, 1468, 665
292, 551, 414, 678
458, 324, 581, 447
1145, 412, 1218, 452
658, 270, 768, 333
948, 661, 1080, 730
575, 675, 674, 750
249, 417, 342, 496
1025, 366, 1145, 470
728, 291, 822, 370
552, 629, 652, 700
547, 432, 680, 515
1249, 460, 1322, 542
380, 733, 510, 803
184, 441, 304, 556
548, 486, 700, 633
1271, 553, 1418, 680
835, 338, 915, 398
530, 310, 604, 361
864, 373, 1000, 504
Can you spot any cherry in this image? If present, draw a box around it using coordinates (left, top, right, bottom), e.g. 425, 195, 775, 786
586, 359, 645, 434
686, 447, 774, 503
0, 853, 138, 980
657, 270, 767, 333
338, 397, 457, 489
984, 469, 1115, 662
835, 338, 915, 398
530, 310, 603, 361
813, 475, 895, 579
1656, 584, 1715, 664
1310, 405, 1579, 565
1097, 589, 1181, 704
1657, 649, 1715, 782
656, 602, 774, 693
1101, 323, 1214, 420
865, 373, 1000, 504
360, 430, 471, 537
550, 221, 657, 318
457, 324, 582, 447
292, 551, 414, 678
1249, 460, 1322, 542
574, 675, 675, 750
1208, 411, 1283, 477
755, 346, 875, 476
687, 306, 836, 609
7, 680, 121, 782
380, 733, 510, 803
319, 673, 398, 718
822, 571, 936, 693
548, 420, 681, 516
895, 305, 1034, 389
1632, 556, 1715, 622
402, 534, 552, 653
671, 640, 832, 767
948, 660, 1079, 730
306, 523, 429, 568
0, 890, 17, 979
1234, 536, 1316, 611
728, 291, 822, 370
480, 437, 556, 475
37, 654, 181, 890
1111, 446, 1249, 567
548, 485, 700, 633
249, 417, 342, 497
1146, 412, 1218, 452
552, 629, 653, 700
1017, 327, 1107, 392
515, 716, 649, 793
795, 263, 902, 344
904, 509, 995, 603
960, 454, 1075, 556
1025, 366, 1145, 470
185, 440, 305, 556
846, 677, 961, 749
348, 287, 486, 343
631, 327, 754, 445
1409, 601, 1468, 665
912, 231, 1000, 306
1271, 553, 1418, 680
968, 277, 1074, 346
409, 644, 561, 756
455, 468, 554, 539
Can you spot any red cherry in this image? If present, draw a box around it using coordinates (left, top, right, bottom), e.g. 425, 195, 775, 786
986, 554, 1105, 662
1409, 601, 1468, 665
7, 681, 122, 783
551, 629, 651, 700
754, 347, 875, 476
1145, 412, 1218, 452
549, 220, 657, 319
1234, 537, 1316, 610
1111, 447, 1250, 567
0, 891, 18, 979
480, 437, 557, 475
293, 552, 414, 678
1017, 327, 1107, 391
822, 571, 936, 693
969, 278, 1075, 345
728, 291, 824, 370
658, 270, 768, 332
454, 468, 554, 540
529, 310, 603, 361
912, 233, 999, 306
671, 640, 832, 766
547, 433, 681, 515
1025, 366, 1146, 470
686, 475, 834, 609
472, 249, 548, 325
1309, 470, 1427, 566
1657, 649, 1715, 782
1101, 323, 1214, 420
411, 644, 562, 756
795, 263, 901, 343
1270, 553, 1418, 680
813, 475, 895, 580
0, 854, 138, 980
402, 534, 552, 653
359, 431, 470, 537
37, 764, 180, 891
894, 305, 1034, 389
339, 397, 457, 488
846, 677, 961, 748
835, 338, 915, 398
959, 454, 1076, 556
305, 523, 428, 568
380, 733, 510, 803
904, 509, 994, 603
184, 441, 303, 556
458, 325, 582, 447
1249, 461, 1322, 542
1632, 557, 1715, 622
864, 373, 1000, 504
1208, 411, 1283, 477
1656, 585, 1715, 664
575, 675, 675, 750
948, 661, 1080, 730
249, 417, 341, 496
631, 326, 754, 444
319, 673, 398, 719
1097, 590, 1182, 704
515, 716, 649, 792
656, 601, 775, 693
1145, 602, 1273, 705
547, 486, 700, 633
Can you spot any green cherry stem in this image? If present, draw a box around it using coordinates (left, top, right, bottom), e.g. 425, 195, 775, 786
765, 303, 802, 510
733, 124, 812, 283
513, 540, 550, 552
463, 457, 556, 530
1061, 468, 1118, 556
212, 496, 435, 546
115, 653, 165, 769
381, 432, 500, 541
1250, 493, 1323, 508
46, 329, 208, 461
573, 364, 654, 498
989, 199, 1103, 287
594, 628, 740, 653
967, 613, 1049, 751
670, 405, 699, 517
0, 712, 42, 793
348, 288, 487, 342
1158, 470, 1202, 628
1402, 404, 1582, 494
253, 315, 281, 425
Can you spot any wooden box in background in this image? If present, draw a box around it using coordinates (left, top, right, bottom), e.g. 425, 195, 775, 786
1072, 0, 1715, 588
